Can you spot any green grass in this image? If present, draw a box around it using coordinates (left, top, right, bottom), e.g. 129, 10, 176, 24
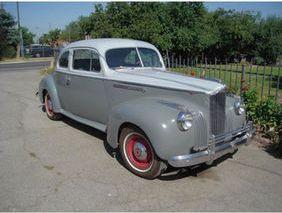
170, 64, 282, 102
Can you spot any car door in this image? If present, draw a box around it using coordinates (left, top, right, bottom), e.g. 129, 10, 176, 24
64, 48, 109, 124
54, 50, 72, 112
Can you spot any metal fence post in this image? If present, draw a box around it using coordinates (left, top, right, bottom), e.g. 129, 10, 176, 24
215, 57, 217, 79
240, 64, 246, 96
166, 50, 170, 69
261, 64, 266, 100
268, 66, 273, 96
255, 65, 259, 87
275, 66, 280, 101
235, 63, 238, 91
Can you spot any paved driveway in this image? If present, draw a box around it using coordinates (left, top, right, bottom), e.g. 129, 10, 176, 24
0, 64, 281, 211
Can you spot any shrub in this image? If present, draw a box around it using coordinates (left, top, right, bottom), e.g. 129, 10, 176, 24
252, 56, 264, 65
1, 46, 16, 59
242, 88, 282, 145
242, 88, 258, 121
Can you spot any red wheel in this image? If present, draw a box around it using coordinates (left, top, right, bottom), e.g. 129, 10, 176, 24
124, 133, 153, 172
44, 91, 61, 120
119, 127, 165, 179
45, 94, 54, 117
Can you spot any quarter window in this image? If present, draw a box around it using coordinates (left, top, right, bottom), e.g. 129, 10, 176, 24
59, 51, 69, 68
73, 49, 101, 72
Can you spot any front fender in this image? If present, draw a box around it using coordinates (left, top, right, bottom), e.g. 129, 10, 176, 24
38, 73, 61, 112
107, 97, 207, 161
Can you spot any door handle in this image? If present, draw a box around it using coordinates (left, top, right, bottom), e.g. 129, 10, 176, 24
66, 76, 71, 86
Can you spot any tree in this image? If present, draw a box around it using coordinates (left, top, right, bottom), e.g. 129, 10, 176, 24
60, 20, 83, 42
0, 9, 17, 59
0, 9, 35, 59
39, 28, 61, 47
21, 27, 35, 46
206, 9, 258, 61
255, 16, 282, 64
56, 2, 282, 64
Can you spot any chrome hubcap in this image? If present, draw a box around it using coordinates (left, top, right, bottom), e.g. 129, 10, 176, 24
133, 141, 147, 161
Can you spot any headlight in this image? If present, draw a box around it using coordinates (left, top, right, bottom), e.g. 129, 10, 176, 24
234, 101, 245, 115
177, 111, 193, 131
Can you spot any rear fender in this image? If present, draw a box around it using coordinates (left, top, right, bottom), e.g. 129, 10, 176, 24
38, 73, 61, 112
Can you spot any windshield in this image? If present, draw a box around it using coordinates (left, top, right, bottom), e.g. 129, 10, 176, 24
105, 47, 162, 69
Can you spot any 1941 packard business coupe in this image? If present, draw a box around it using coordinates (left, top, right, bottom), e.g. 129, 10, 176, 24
38, 38, 254, 179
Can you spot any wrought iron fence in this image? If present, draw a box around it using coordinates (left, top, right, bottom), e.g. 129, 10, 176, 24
163, 55, 281, 103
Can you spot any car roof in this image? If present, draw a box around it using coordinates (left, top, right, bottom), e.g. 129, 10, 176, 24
65, 38, 158, 55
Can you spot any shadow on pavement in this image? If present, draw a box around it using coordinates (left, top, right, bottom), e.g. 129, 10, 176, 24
159, 151, 236, 181
61, 115, 127, 169
61, 115, 237, 181
264, 143, 282, 159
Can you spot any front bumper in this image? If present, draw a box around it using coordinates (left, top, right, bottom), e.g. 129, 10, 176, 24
168, 122, 255, 168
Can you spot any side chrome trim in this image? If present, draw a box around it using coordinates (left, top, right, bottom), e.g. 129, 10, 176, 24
113, 83, 146, 93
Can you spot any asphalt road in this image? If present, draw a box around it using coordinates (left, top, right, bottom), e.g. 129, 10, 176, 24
0, 61, 51, 72
0, 63, 282, 211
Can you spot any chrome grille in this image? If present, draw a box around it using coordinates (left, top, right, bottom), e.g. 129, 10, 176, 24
193, 112, 208, 149
210, 90, 226, 136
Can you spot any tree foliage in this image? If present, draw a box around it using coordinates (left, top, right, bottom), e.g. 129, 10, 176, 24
39, 28, 61, 47
4, 2, 279, 64
56, 2, 281, 64
0, 9, 34, 59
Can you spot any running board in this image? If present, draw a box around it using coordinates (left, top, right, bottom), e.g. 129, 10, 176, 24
60, 109, 107, 133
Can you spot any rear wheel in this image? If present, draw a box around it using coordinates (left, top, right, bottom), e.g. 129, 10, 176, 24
44, 92, 61, 120
119, 127, 164, 179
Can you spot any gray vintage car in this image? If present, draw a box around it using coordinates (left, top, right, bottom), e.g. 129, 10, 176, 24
38, 38, 254, 179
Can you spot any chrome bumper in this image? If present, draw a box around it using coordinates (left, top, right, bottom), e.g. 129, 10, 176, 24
168, 122, 255, 168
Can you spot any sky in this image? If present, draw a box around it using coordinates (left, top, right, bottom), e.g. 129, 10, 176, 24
2, 2, 282, 41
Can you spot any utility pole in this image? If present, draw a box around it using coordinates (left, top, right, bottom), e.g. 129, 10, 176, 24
16, 2, 24, 58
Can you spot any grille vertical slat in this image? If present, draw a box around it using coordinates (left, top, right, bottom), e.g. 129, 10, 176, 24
193, 113, 208, 148
210, 90, 226, 136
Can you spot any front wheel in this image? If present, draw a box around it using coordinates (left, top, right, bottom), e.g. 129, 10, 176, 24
44, 92, 61, 120
119, 127, 164, 179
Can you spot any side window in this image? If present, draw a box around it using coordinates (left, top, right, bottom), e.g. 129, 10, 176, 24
73, 49, 101, 72
59, 51, 69, 68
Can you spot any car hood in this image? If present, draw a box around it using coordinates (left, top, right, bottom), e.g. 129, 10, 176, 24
109, 68, 225, 94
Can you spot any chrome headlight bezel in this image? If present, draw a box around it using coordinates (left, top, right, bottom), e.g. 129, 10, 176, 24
177, 111, 193, 131
234, 101, 245, 115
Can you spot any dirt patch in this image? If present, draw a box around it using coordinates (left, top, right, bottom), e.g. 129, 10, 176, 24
253, 135, 282, 158
43, 165, 54, 171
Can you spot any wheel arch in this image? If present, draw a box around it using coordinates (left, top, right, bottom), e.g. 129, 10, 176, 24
106, 98, 185, 160
38, 74, 62, 112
